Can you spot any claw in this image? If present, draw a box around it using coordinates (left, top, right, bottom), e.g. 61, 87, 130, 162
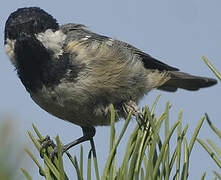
39, 135, 56, 158
123, 100, 145, 127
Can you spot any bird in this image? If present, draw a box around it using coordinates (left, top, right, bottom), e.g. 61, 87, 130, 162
4, 7, 217, 154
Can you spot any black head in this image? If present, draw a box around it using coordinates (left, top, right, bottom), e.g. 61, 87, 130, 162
4, 7, 59, 43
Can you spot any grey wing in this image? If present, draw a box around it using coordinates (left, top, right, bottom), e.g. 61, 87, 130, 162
61, 23, 178, 72
115, 40, 179, 71
61, 24, 153, 101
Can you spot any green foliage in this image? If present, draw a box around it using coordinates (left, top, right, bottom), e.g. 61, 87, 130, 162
198, 56, 221, 180
202, 56, 221, 81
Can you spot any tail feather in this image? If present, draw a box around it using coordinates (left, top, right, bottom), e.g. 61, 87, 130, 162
158, 71, 217, 92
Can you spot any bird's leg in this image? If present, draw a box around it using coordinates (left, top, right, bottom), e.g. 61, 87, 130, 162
122, 100, 145, 127
39, 126, 96, 159
50, 126, 96, 158
62, 126, 96, 152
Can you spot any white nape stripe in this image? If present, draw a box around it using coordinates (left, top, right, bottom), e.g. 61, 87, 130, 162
36, 29, 67, 58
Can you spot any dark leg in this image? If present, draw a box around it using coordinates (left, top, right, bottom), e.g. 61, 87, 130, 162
62, 126, 96, 152
40, 126, 96, 159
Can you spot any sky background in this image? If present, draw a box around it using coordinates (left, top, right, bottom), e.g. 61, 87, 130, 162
0, 0, 221, 179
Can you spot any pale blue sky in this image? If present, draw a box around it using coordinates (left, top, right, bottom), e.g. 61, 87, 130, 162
1, 1, 221, 179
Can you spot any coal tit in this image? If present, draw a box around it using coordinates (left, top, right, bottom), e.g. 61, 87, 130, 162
4, 7, 217, 152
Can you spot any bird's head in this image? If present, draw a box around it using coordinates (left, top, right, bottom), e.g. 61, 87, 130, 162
4, 7, 66, 92
4, 7, 59, 43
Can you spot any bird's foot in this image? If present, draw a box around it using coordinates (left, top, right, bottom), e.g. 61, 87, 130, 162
39, 135, 57, 158
123, 100, 145, 127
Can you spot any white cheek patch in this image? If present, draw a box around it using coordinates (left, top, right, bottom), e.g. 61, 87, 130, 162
36, 29, 67, 59
5, 39, 17, 65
